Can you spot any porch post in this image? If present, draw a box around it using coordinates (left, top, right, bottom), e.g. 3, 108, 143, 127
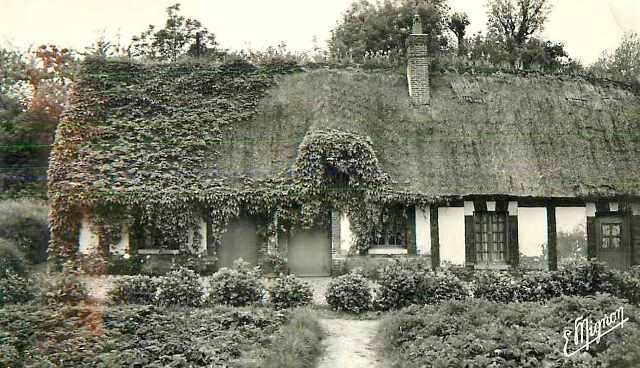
631, 203, 640, 266
463, 201, 475, 268
546, 202, 558, 271
508, 201, 519, 268
430, 206, 440, 269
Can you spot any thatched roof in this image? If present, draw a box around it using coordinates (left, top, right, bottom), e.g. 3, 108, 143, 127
50, 60, 640, 202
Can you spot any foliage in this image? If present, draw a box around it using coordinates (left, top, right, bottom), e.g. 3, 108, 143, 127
242, 309, 324, 368
0, 304, 287, 367
590, 32, 640, 85
329, 0, 451, 62
487, 0, 553, 49
379, 295, 640, 368
268, 275, 313, 309
107, 275, 159, 304
106, 253, 144, 275
325, 272, 372, 313
263, 253, 287, 275
154, 266, 204, 306
0, 199, 49, 264
208, 259, 265, 307
0, 238, 28, 277
375, 262, 468, 310
39, 265, 89, 305
130, 3, 220, 62
0, 270, 35, 306
448, 11, 470, 56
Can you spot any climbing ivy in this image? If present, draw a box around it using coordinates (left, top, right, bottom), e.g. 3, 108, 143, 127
48, 58, 444, 264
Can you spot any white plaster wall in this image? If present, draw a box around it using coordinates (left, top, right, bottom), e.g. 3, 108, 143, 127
339, 213, 353, 255
78, 214, 99, 255
415, 206, 431, 255
438, 207, 465, 266
110, 224, 129, 255
518, 207, 547, 269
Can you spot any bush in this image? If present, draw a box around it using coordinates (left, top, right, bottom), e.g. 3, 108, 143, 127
107, 275, 159, 304
325, 272, 371, 313
0, 199, 49, 264
208, 259, 265, 307
0, 238, 28, 277
379, 295, 640, 368
269, 275, 313, 309
247, 309, 324, 368
0, 270, 35, 306
375, 263, 469, 310
39, 266, 89, 305
154, 266, 204, 307
107, 254, 143, 275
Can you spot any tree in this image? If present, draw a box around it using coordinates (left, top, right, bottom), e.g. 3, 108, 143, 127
486, 0, 552, 57
448, 12, 470, 56
329, 0, 451, 62
590, 32, 640, 84
130, 3, 218, 62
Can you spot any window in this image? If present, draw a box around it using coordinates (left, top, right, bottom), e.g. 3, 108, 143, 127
370, 207, 407, 248
474, 212, 507, 263
600, 223, 622, 250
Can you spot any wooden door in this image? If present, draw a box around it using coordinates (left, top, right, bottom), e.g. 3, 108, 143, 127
595, 215, 631, 270
288, 227, 331, 277
218, 215, 259, 268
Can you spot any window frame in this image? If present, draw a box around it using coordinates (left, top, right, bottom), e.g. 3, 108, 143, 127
473, 211, 509, 264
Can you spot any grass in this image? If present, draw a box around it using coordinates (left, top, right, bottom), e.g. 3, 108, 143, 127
237, 308, 324, 368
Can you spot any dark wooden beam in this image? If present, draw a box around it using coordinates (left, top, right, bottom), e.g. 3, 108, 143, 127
430, 206, 440, 269
546, 204, 558, 271
407, 206, 417, 255
464, 215, 475, 267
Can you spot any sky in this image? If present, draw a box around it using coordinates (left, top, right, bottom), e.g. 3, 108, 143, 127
1, 0, 639, 64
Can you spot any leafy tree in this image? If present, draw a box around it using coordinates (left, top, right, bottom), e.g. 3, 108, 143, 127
130, 3, 219, 62
486, 0, 552, 61
448, 12, 470, 56
557, 225, 587, 262
329, 0, 451, 62
590, 32, 640, 84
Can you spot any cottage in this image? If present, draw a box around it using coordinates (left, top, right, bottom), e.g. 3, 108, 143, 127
49, 22, 640, 275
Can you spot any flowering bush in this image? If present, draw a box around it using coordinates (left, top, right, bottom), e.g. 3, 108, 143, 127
208, 259, 265, 307
269, 275, 313, 309
325, 272, 371, 313
154, 267, 203, 307
107, 275, 159, 304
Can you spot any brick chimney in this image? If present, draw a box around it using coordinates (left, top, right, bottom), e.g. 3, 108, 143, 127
406, 13, 430, 106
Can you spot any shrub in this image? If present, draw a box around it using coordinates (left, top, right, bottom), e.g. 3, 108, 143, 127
0, 199, 49, 264
0, 270, 35, 306
375, 264, 469, 310
0, 238, 28, 277
39, 266, 89, 305
154, 266, 204, 307
269, 275, 313, 309
375, 263, 418, 310
107, 254, 144, 275
325, 272, 371, 313
208, 259, 265, 307
248, 309, 324, 368
107, 275, 159, 304
379, 295, 640, 368
263, 254, 287, 275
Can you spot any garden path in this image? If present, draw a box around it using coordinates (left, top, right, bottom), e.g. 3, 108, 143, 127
317, 319, 384, 368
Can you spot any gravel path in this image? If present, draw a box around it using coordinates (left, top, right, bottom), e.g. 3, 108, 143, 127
317, 319, 384, 368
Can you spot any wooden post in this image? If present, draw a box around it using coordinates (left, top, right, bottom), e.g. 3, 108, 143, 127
463, 201, 475, 268
508, 201, 519, 268
430, 206, 440, 269
546, 203, 558, 271
407, 206, 417, 255
631, 203, 640, 266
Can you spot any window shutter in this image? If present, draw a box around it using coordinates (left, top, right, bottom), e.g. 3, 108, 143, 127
464, 215, 475, 266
